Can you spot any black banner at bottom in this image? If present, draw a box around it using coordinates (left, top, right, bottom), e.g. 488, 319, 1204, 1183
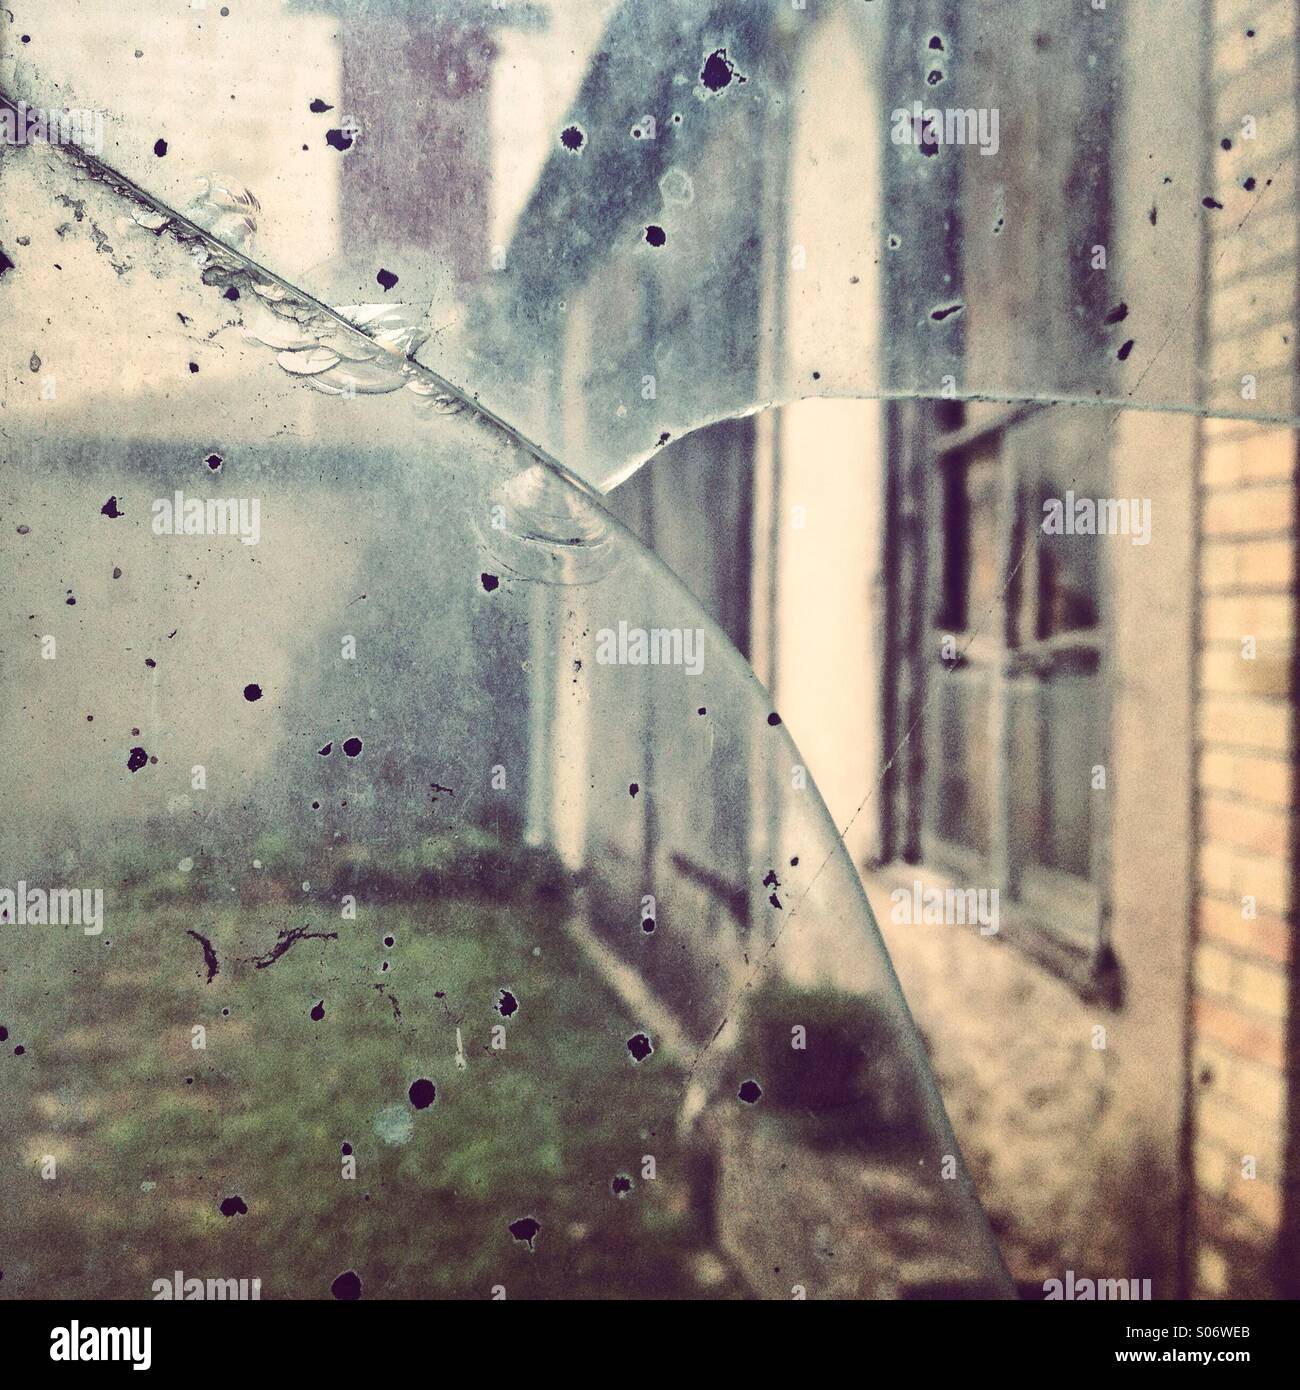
0, 1297, 1285, 1376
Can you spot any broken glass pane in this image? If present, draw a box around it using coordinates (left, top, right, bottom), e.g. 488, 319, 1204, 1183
4, 0, 1294, 495
0, 129, 1010, 1298
5, 0, 1295, 1313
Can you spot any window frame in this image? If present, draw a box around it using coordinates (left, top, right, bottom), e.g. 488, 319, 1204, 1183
882, 398, 1120, 1005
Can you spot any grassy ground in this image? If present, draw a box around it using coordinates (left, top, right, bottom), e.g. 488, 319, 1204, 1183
0, 891, 738, 1299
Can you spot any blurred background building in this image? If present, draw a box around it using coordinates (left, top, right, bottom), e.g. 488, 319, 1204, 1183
521, 0, 1300, 1298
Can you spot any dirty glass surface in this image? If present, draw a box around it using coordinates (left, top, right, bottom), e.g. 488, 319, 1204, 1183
0, 0, 1293, 1303
0, 133, 1010, 1299
4, 1, 1296, 493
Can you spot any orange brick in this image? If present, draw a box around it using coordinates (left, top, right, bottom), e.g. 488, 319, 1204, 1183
1197, 1091, 1284, 1168
1195, 940, 1237, 997
1233, 957, 1288, 1020
1200, 538, 1293, 590
1239, 429, 1297, 482
1195, 1036, 1288, 1126
1205, 415, 1253, 442
1199, 645, 1291, 697
1203, 437, 1246, 489
1193, 1036, 1239, 1088
1200, 794, 1291, 856
1199, 749, 1235, 793
1233, 1056, 1288, 1127
1202, 485, 1292, 538
1198, 896, 1291, 964
1202, 594, 1295, 642
1212, 428, 1290, 494
1200, 541, 1238, 588
1197, 748, 1292, 807
1195, 997, 1286, 1069
1234, 848, 1289, 914
1199, 842, 1237, 897
1199, 696, 1291, 752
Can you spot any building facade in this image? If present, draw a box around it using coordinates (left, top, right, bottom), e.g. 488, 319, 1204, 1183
541, 0, 1299, 1297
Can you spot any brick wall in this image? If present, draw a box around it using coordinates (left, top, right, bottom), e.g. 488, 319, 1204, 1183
1194, 415, 1296, 1294
1191, 0, 1299, 1297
